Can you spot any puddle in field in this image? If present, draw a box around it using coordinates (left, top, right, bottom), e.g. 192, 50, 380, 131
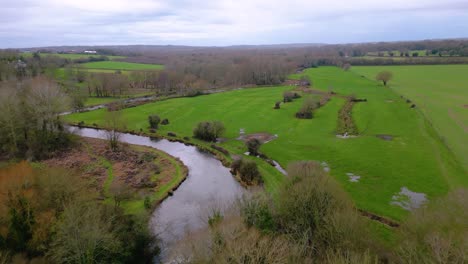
346, 172, 361, 182
321, 161, 330, 172
391, 187, 427, 210
336, 132, 358, 139
376, 134, 394, 141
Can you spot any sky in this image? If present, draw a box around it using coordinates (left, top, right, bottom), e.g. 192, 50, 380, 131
1, 0, 468, 48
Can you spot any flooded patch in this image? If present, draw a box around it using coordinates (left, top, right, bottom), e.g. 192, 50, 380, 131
376, 134, 393, 141
271, 160, 287, 175
346, 172, 361, 182
391, 187, 427, 210
336, 132, 358, 139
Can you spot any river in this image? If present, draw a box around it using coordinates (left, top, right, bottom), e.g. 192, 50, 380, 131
70, 127, 245, 262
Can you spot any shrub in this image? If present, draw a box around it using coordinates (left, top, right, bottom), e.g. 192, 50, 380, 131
276, 161, 369, 253
274, 101, 281, 109
144, 197, 152, 210
148, 115, 161, 129
246, 138, 262, 156
296, 97, 319, 119
161, 118, 169, 125
167, 132, 177, 137
283, 91, 295, 102
193, 121, 225, 142
231, 158, 263, 185
241, 195, 276, 233
396, 189, 468, 264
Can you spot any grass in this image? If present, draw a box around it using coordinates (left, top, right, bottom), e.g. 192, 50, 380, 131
21, 52, 125, 60
352, 65, 468, 173
84, 97, 123, 107
80, 61, 164, 71
65, 66, 466, 221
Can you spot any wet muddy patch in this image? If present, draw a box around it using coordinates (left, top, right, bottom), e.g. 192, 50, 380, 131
391, 187, 427, 210
376, 134, 394, 141
237, 129, 278, 144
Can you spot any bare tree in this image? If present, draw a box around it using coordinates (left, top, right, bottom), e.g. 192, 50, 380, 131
104, 110, 125, 151
375, 71, 393, 86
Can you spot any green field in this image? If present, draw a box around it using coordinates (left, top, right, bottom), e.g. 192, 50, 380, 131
21, 52, 125, 60
353, 65, 468, 172
80, 61, 164, 71
65, 66, 466, 220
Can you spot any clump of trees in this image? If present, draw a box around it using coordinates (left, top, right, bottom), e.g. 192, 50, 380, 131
246, 138, 262, 156
375, 71, 393, 86
231, 158, 263, 185
296, 97, 320, 119
0, 163, 158, 263
0, 77, 72, 159
193, 121, 225, 142
148, 114, 161, 129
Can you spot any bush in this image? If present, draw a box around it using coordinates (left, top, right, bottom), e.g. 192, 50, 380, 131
231, 158, 262, 185
296, 97, 319, 119
283, 91, 295, 102
241, 195, 276, 233
396, 189, 468, 264
246, 138, 262, 156
274, 101, 281, 109
193, 121, 225, 142
144, 197, 152, 210
148, 115, 161, 129
167, 132, 177, 137
161, 118, 169, 125
276, 161, 370, 253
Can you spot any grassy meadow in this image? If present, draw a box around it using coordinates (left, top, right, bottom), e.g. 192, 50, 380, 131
65, 66, 466, 220
353, 65, 468, 172
80, 61, 164, 71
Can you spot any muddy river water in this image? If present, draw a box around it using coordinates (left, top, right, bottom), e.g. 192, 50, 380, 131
71, 127, 245, 262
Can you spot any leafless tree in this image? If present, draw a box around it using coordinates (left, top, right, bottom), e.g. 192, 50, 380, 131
375, 71, 393, 86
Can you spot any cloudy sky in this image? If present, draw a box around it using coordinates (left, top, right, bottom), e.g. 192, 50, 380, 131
1, 0, 468, 48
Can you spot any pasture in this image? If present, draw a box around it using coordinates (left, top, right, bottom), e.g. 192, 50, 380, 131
353, 65, 468, 172
80, 61, 164, 71
65, 66, 466, 220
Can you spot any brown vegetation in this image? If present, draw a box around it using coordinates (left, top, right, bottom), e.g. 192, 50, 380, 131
337, 96, 359, 135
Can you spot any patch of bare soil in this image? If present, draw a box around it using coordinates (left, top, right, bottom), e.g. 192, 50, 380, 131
237, 133, 277, 144
464, 104, 468, 108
